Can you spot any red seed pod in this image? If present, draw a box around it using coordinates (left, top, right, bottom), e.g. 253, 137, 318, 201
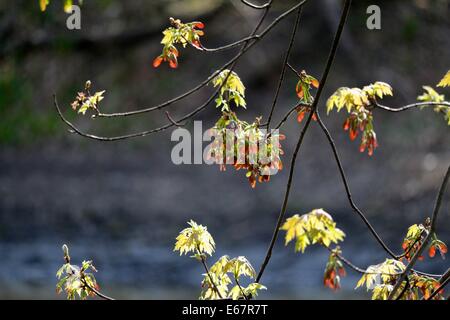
402, 241, 409, 250
343, 118, 350, 131
195, 30, 205, 36
310, 78, 320, 89
296, 85, 304, 99
170, 47, 179, 57
193, 22, 205, 29
429, 246, 436, 258
349, 128, 358, 141
169, 56, 178, 69
192, 40, 202, 49
152, 56, 163, 68
249, 175, 256, 189
297, 110, 306, 123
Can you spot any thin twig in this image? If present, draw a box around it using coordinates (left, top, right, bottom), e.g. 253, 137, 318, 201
375, 101, 450, 112
256, 0, 352, 283
199, 255, 224, 299
315, 110, 448, 279
235, 277, 249, 300
395, 277, 410, 300
92, 0, 308, 119
54, 92, 216, 141
314, 111, 399, 258
165, 111, 186, 127
241, 0, 271, 10
324, 246, 403, 276
200, 35, 259, 52
265, 6, 303, 129
272, 102, 310, 130
425, 268, 450, 300
388, 165, 450, 299
81, 278, 115, 301
325, 247, 376, 274
287, 63, 301, 78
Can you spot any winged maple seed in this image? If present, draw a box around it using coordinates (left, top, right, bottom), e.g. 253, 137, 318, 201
400, 223, 447, 262
295, 70, 319, 101
324, 247, 346, 290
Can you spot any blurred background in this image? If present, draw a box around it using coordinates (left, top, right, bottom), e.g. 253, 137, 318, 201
0, 0, 449, 299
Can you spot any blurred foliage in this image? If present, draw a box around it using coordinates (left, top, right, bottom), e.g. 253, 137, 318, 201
0, 64, 61, 145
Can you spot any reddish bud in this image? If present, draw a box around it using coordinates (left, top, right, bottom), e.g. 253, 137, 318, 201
193, 22, 205, 29
429, 246, 436, 258
192, 40, 202, 49
153, 56, 163, 68
169, 57, 178, 69
296, 86, 304, 99
343, 119, 350, 131
349, 128, 358, 141
297, 110, 306, 123
311, 78, 320, 89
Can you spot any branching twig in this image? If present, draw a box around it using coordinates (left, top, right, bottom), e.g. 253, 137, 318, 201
425, 268, 450, 300
388, 165, 450, 299
315, 111, 447, 278
199, 255, 224, 299
55, 1, 310, 141
265, 6, 303, 129
235, 277, 249, 300
54, 91, 218, 141
90, 0, 308, 119
165, 111, 186, 127
272, 102, 310, 131
314, 111, 399, 258
324, 246, 404, 277
256, 0, 352, 283
395, 277, 410, 301
81, 278, 115, 301
200, 35, 260, 52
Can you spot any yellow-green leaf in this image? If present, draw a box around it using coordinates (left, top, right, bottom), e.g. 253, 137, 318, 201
437, 70, 450, 87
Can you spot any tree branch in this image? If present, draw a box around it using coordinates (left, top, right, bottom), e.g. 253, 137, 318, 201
375, 101, 450, 113
91, 0, 308, 119
199, 255, 224, 299
314, 111, 399, 258
388, 165, 450, 299
241, 0, 271, 10
425, 268, 450, 300
265, 6, 303, 129
81, 278, 115, 301
256, 0, 352, 283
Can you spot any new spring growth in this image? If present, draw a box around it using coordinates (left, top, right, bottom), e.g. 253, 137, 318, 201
62, 244, 70, 263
